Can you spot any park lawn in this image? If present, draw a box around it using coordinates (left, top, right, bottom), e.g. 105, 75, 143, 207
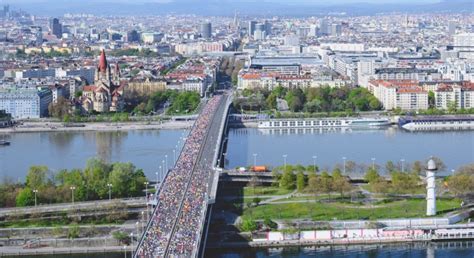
242, 198, 462, 221
243, 186, 293, 197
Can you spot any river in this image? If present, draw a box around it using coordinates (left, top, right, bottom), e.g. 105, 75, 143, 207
5, 241, 473, 257
225, 127, 474, 175
0, 129, 187, 181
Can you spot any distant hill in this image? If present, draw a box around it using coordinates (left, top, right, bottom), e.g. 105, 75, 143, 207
5, 0, 473, 16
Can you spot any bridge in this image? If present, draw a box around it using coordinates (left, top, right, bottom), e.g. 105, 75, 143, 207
135, 91, 232, 257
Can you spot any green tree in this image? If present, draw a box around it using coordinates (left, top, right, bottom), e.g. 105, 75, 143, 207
296, 171, 306, 192
240, 218, 258, 232
16, 187, 34, 207
385, 161, 396, 173
25, 166, 49, 190
319, 171, 333, 196
364, 167, 380, 183
332, 169, 351, 197
280, 169, 296, 190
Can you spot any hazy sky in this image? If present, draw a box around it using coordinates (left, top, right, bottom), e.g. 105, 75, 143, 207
3, 0, 441, 4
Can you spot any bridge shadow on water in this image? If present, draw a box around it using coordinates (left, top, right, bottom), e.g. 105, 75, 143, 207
205, 180, 252, 252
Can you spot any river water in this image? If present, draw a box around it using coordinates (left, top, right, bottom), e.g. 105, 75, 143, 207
5, 241, 473, 257
0, 130, 187, 181
206, 241, 474, 257
225, 127, 474, 175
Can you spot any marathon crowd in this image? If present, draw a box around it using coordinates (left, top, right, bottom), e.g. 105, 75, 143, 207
136, 95, 223, 257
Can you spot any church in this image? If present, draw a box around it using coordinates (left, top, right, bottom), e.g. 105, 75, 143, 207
82, 50, 125, 113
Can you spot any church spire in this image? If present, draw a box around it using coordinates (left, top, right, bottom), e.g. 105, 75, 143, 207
98, 49, 108, 73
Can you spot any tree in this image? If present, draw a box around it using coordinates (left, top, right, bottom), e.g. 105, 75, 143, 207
25, 166, 49, 190
385, 161, 396, 173
248, 175, 260, 195
332, 170, 351, 197
319, 171, 333, 196
240, 219, 258, 232
48, 97, 70, 119
446, 164, 474, 196
364, 167, 380, 184
280, 169, 296, 190
296, 171, 306, 192
16, 187, 34, 207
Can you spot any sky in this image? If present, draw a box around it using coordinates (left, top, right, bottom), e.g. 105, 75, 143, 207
3, 0, 441, 4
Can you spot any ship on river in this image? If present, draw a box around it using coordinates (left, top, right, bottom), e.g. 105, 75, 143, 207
399, 115, 474, 131
258, 117, 391, 129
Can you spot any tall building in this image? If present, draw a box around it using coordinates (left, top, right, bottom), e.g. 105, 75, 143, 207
248, 21, 257, 38
254, 24, 266, 41
49, 18, 62, 39
127, 30, 140, 42
200, 22, 212, 39
331, 23, 342, 36
264, 20, 272, 36
319, 18, 330, 35
447, 20, 457, 36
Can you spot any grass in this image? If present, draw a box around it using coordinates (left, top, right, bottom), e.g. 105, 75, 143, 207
242, 198, 462, 221
243, 186, 293, 197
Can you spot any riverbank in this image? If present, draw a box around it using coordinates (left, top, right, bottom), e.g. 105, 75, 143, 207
0, 120, 193, 133
0, 246, 129, 257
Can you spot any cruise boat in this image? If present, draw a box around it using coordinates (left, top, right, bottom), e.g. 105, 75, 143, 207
257, 117, 391, 129
399, 116, 474, 131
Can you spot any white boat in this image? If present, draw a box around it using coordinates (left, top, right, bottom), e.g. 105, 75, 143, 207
400, 116, 474, 131
257, 117, 391, 129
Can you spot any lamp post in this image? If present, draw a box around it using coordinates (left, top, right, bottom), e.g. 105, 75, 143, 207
130, 233, 134, 258
123, 245, 127, 258
342, 157, 347, 174
253, 153, 257, 167
401, 159, 405, 172
173, 149, 176, 166
162, 160, 165, 175
371, 157, 376, 170
283, 154, 288, 170
70, 186, 76, 204
155, 171, 159, 186
144, 181, 149, 221
312, 156, 317, 173
33, 189, 38, 207
107, 183, 113, 201
136, 221, 140, 239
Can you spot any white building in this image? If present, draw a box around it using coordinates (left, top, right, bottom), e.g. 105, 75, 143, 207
369, 80, 428, 111
435, 83, 474, 110
0, 87, 52, 119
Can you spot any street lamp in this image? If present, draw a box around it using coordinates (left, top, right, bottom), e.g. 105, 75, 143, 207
70, 186, 76, 204
123, 245, 127, 258
282, 154, 288, 170
107, 183, 113, 201
130, 233, 134, 258
312, 156, 317, 173
144, 181, 149, 221
173, 149, 176, 166
253, 153, 257, 167
342, 157, 347, 174
136, 221, 140, 239
33, 189, 38, 207
162, 160, 165, 174
371, 157, 376, 170
401, 159, 405, 172
155, 171, 159, 186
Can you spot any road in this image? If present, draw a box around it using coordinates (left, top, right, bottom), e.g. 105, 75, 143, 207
0, 197, 145, 218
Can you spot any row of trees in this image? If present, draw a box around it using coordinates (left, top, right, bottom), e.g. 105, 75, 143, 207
268, 165, 352, 197
131, 89, 201, 115
0, 158, 148, 208
220, 57, 244, 85
235, 86, 383, 113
